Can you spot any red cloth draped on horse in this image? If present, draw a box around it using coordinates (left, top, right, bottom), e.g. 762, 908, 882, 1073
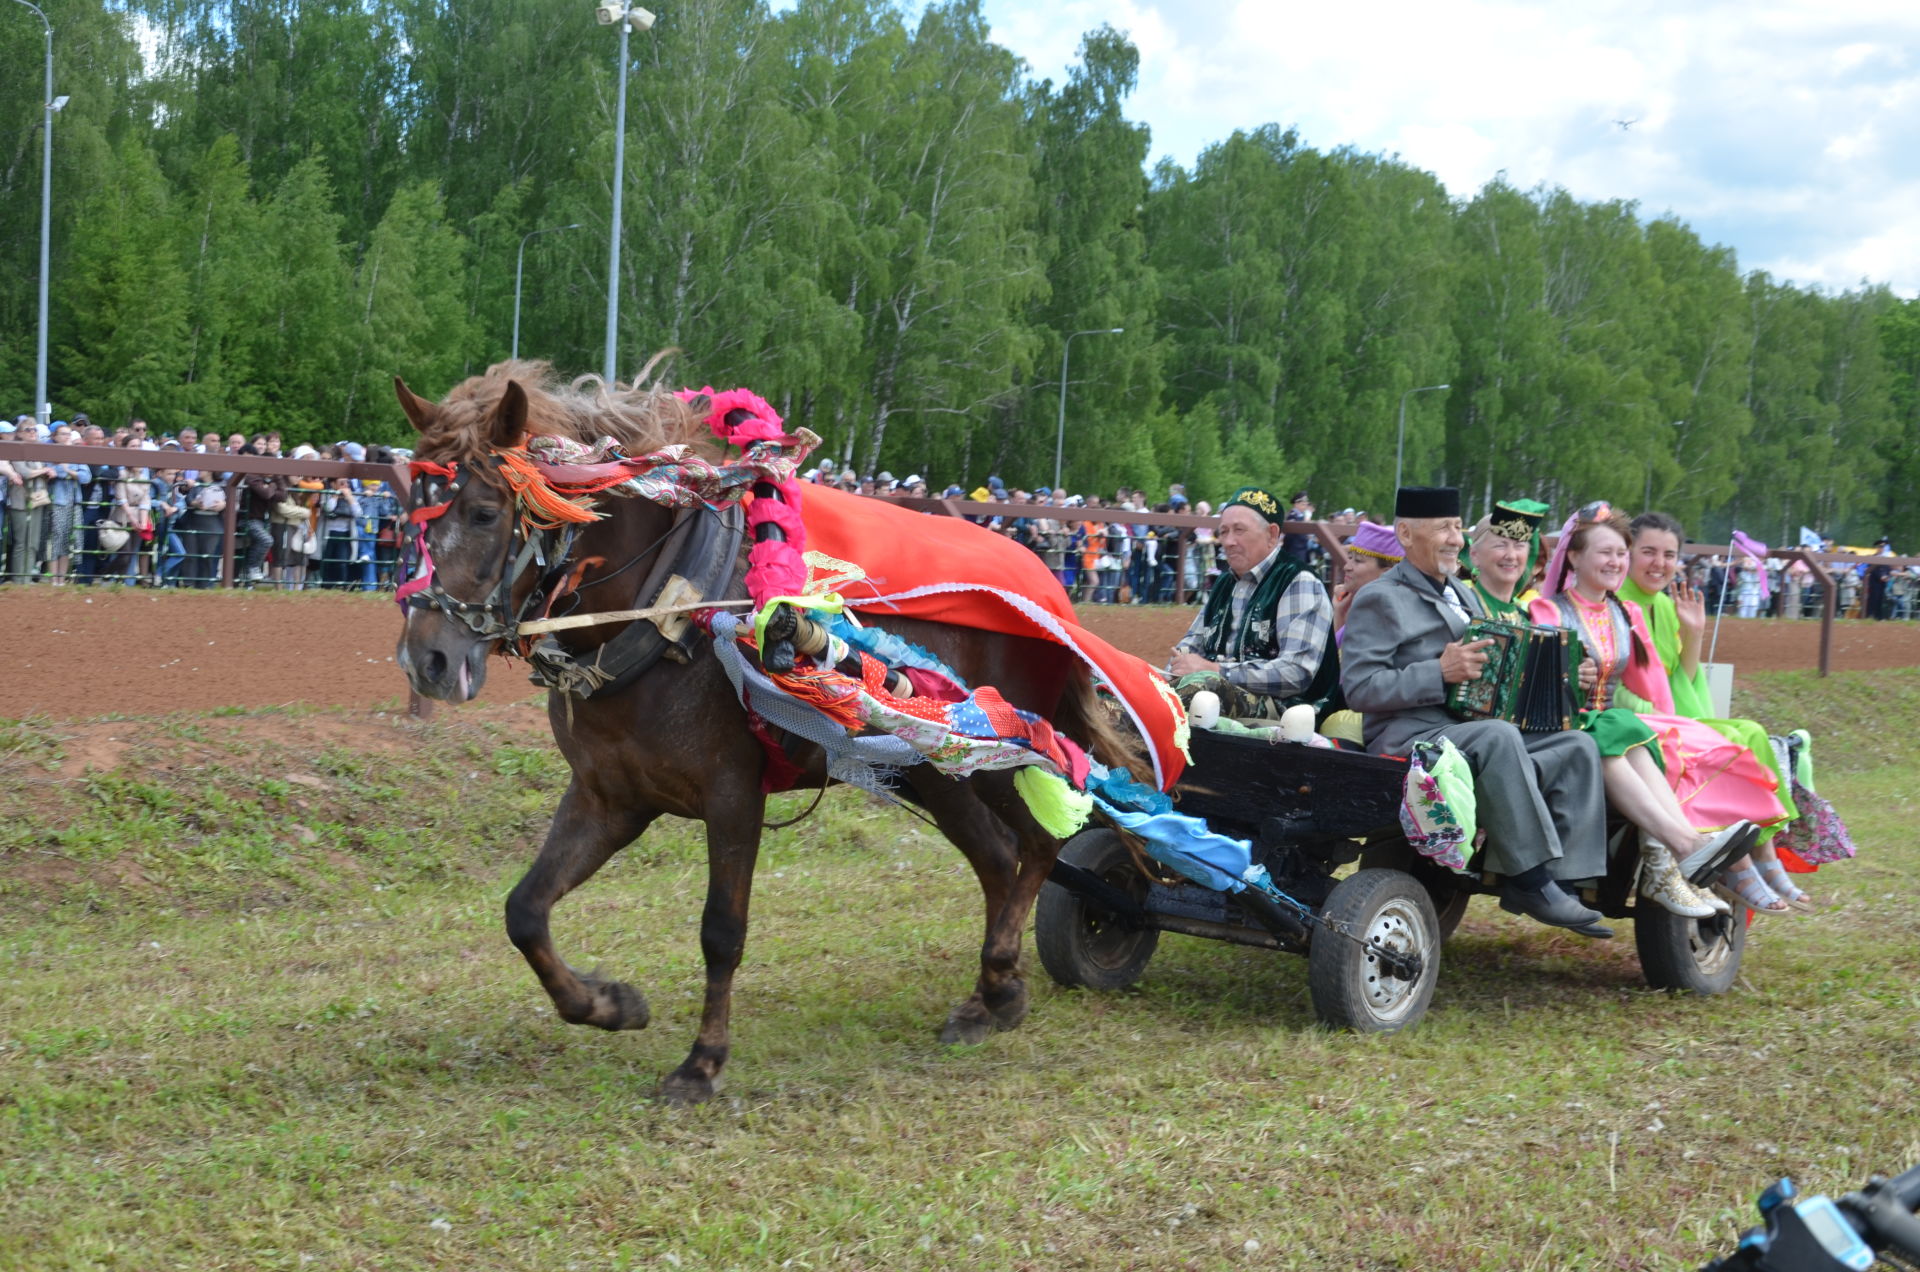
795, 483, 1187, 790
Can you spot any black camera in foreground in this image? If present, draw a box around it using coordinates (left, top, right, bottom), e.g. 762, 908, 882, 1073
1702, 1163, 1920, 1271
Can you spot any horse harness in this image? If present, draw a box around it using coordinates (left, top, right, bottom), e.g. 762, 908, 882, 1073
403, 454, 746, 699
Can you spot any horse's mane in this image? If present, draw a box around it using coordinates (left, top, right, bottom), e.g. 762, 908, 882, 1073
412, 356, 710, 466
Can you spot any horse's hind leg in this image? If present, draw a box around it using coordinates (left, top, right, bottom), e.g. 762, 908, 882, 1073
658, 786, 765, 1106
965, 771, 1064, 1034
907, 773, 1045, 1046
505, 779, 659, 1031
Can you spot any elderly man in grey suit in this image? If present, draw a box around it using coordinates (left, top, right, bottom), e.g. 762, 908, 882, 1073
1341, 486, 1612, 937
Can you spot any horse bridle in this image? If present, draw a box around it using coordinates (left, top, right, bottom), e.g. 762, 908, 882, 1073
401, 456, 580, 646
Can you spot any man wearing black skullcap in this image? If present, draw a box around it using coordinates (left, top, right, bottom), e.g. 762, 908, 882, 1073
1168, 486, 1336, 721
1341, 487, 1613, 937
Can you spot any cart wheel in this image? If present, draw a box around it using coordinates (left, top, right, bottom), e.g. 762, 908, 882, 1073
1634, 903, 1746, 994
1308, 868, 1440, 1033
1359, 838, 1472, 941
1035, 830, 1159, 991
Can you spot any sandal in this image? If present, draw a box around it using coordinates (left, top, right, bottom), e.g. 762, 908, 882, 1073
1756, 857, 1815, 912
1719, 863, 1791, 915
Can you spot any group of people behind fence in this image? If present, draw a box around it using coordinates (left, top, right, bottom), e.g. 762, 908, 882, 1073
0, 414, 405, 591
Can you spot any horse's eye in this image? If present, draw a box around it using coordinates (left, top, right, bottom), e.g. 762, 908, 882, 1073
469, 506, 501, 527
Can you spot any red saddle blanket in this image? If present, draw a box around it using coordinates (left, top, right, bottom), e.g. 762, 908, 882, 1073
795, 484, 1186, 790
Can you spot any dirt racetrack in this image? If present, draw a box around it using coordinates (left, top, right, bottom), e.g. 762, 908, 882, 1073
3, 586, 1917, 720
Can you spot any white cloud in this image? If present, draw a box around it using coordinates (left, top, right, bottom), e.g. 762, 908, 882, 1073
981, 0, 1920, 295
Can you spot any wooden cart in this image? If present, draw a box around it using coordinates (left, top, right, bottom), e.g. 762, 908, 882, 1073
1034, 728, 1748, 1032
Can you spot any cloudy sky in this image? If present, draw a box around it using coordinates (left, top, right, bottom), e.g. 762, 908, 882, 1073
979, 0, 1920, 297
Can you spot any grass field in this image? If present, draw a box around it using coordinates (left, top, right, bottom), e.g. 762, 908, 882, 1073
4, 675, 1918, 1271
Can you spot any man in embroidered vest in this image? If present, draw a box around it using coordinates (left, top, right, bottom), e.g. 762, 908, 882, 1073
1341, 486, 1613, 938
1168, 486, 1336, 722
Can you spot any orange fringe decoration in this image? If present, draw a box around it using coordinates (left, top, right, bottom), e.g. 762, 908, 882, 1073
496, 448, 605, 529
747, 645, 865, 731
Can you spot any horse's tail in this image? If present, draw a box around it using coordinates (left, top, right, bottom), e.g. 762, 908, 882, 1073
1053, 661, 1150, 782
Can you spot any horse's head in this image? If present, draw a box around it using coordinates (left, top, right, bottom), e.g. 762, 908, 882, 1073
392, 374, 541, 702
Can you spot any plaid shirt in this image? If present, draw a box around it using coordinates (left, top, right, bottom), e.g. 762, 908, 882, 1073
1173, 546, 1333, 698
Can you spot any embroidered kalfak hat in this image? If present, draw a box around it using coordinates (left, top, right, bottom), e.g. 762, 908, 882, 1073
1222, 486, 1285, 525
1485, 498, 1547, 542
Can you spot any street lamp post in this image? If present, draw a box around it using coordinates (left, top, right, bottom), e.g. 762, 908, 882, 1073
1054, 327, 1123, 491
595, 2, 655, 384
512, 223, 582, 360
1394, 382, 1450, 492
11, 0, 55, 428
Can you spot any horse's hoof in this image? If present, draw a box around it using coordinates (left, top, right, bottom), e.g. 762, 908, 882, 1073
577, 978, 651, 1031
938, 1001, 995, 1047
658, 1069, 716, 1106
984, 979, 1029, 1031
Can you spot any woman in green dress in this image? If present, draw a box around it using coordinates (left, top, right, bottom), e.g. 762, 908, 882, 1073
1618, 512, 1811, 911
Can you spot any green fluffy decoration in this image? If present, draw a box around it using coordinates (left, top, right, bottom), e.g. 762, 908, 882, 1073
1013, 767, 1095, 839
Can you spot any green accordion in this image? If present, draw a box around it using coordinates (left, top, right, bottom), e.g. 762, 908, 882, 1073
1445, 618, 1580, 732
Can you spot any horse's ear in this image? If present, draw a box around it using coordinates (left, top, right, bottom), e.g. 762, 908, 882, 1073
393, 377, 437, 434
489, 380, 529, 451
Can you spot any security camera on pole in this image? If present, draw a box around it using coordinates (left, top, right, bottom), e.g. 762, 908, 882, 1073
595, 2, 656, 384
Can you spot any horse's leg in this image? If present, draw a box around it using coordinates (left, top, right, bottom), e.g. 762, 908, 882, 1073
960, 770, 1063, 1034
505, 779, 659, 1030
905, 773, 1043, 1045
658, 783, 766, 1106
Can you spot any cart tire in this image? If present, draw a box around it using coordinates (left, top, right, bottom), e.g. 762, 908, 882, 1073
1308, 868, 1441, 1033
1035, 830, 1160, 991
1359, 839, 1472, 941
1634, 903, 1745, 994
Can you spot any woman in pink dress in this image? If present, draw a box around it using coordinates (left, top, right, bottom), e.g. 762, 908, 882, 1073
1530, 506, 1792, 913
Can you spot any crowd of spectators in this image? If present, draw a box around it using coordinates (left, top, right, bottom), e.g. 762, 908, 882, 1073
7, 416, 1914, 620
800, 461, 1362, 605
0, 414, 405, 591
800, 462, 1920, 619
1689, 542, 1917, 621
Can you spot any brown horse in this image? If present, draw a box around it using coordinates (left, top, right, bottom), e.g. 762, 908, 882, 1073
392, 360, 1137, 1103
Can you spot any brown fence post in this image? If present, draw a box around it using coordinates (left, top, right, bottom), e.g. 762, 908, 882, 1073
389, 459, 434, 721
1312, 521, 1350, 587
1809, 553, 1836, 678
219, 476, 240, 588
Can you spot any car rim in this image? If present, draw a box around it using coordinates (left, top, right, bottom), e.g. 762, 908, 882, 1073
1686, 912, 1736, 977
1359, 897, 1431, 1024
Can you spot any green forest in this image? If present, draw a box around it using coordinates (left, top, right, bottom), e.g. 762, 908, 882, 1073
3, 0, 1917, 544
